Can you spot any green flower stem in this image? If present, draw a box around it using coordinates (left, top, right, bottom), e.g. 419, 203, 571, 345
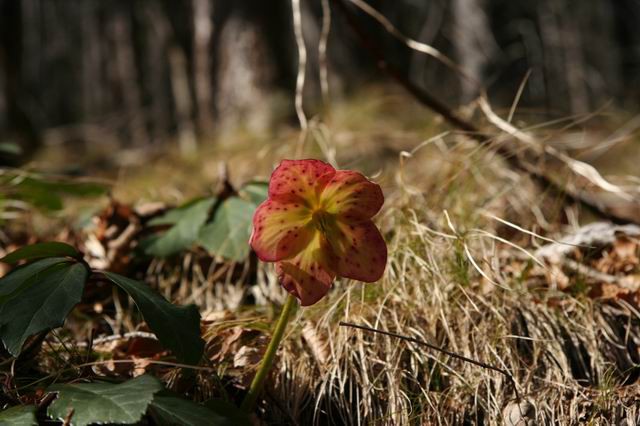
240, 293, 297, 412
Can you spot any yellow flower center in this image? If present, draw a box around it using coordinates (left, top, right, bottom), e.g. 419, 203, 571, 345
311, 209, 334, 235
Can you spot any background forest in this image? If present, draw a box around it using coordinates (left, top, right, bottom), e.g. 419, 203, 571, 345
2, 0, 640, 158
1, 1, 640, 425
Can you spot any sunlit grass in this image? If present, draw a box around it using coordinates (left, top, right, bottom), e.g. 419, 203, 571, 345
19, 86, 640, 424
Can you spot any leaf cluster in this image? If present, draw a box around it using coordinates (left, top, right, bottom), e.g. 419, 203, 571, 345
0, 242, 250, 425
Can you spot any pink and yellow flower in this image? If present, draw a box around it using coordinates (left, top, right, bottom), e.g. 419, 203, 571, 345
250, 159, 387, 306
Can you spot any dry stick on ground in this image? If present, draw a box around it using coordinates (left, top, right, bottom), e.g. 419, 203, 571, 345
331, 0, 640, 225
339, 322, 521, 401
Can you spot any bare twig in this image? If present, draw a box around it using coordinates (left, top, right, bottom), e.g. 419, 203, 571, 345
292, 0, 308, 134
339, 321, 521, 401
319, 0, 332, 108
62, 408, 75, 426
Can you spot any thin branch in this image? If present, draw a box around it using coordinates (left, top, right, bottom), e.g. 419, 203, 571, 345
339, 321, 521, 401
331, 0, 477, 134
292, 0, 308, 133
330, 0, 640, 225
319, 0, 332, 108
347, 0, 477, 85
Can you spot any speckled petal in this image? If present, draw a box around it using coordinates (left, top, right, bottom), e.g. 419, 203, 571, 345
250, 199, 314, 262
320, 170, 383, 221
268, 159, 336, 205
325, 219, 387, 282
276, 232, 338, 306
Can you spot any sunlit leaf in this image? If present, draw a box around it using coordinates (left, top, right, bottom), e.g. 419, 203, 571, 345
239, 181, 268, 206
0, 405, 37, 426
198, 197, 255, 261
0, 242, 81, 265
0, 260, 88, 356
47, 375, 163, 426
103, 272, 204, 365
144, 197, 215, 257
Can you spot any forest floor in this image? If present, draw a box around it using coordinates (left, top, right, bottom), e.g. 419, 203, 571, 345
5, 87, 640, 424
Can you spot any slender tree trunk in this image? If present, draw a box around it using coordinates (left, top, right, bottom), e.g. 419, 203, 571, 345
111, 9, 149, 147
192, 0, 215, 136
452, 0, 494, 103
168, 45, 197, 155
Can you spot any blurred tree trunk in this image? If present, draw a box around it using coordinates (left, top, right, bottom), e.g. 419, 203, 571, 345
1, 0, 640, 160
111, 7, 149, 147
451, 0, 494, 103
192, 0, 215, 136
0, 0, 38, 165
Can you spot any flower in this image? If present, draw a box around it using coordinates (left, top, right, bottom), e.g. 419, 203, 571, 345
250, 159, 387, 306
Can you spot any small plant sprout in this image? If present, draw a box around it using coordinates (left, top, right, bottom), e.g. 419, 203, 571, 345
241, 159, 387, 411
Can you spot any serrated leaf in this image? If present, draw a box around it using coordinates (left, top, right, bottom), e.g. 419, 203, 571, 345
149, 395, 250, 426
0, 405, 37, 426
239, 181, 268, 206
198, 197, 255, 261
103, 272, 204, 365
0, 260, 88, 356
0, 242, 81, 265
47, 375, 163, 426
145, 198, 215, 257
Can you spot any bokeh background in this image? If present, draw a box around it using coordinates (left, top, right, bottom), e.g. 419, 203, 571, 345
1, 0, 640, 166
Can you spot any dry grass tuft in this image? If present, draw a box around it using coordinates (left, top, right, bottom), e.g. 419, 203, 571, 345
236, 121, 639, 425
26, 89, 640, 424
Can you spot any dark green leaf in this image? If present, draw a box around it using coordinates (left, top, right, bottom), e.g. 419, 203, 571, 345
13, 181, 63, 211
0, 142, 23, 156
0, 261, 88, 356
6, 175, 109, 212
205, 399, 252, 426
47, 375, 163, 426
198, 197, 255, 261
145, 198, 215, 257
149, 395, 250, 426
0, 405, 37, 426
103, 272, 204, 365
0, 242, 81, 265
239, 181, 268, 206
0, 257, 69, 299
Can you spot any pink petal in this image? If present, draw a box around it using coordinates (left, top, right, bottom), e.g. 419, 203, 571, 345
268, 159, 336, 205
276, 232, 337, 306
320, 170, 383, 221
325, 219, 387, 282
250, 199, 314, 262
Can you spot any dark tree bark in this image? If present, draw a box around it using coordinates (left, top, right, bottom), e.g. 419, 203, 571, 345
0, 0, 38, 165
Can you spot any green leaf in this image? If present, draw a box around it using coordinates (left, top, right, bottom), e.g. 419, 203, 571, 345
0, 260, 88, 356
0, 257, 69, 299
149, 395, 250, 426
0, 142, 23, 156
0, 242, 81, 265
0, 405, 37, 426
239, 181, 268, 206
3, 174, 109, 212
103, 272, 204, 365
198, 197, 255, 261
145, 198, 215, 257
205, 399, 252, 426
47, 375, 163, 426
